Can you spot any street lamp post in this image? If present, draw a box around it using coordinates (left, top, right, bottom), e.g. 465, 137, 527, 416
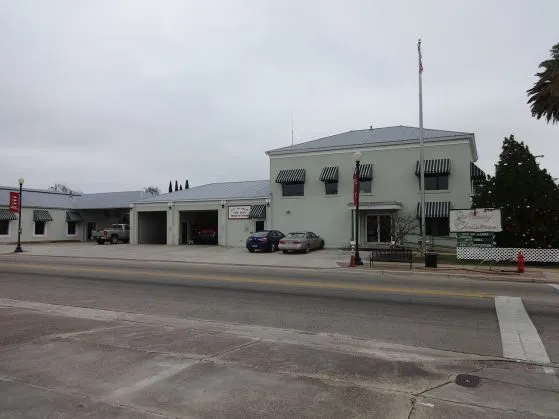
354, 152, 363, 265
14, 177, 24, 253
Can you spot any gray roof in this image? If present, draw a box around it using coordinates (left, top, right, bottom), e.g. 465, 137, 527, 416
266, 125, 475, 156
74, 191, 148, 209
136, 180, 271, 204
0, 187, 146, 210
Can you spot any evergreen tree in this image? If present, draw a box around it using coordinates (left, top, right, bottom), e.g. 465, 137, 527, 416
185, 179, 189, 189
473, 135, 559, 248
168, 181, 173, 193
175, 180, 179, 191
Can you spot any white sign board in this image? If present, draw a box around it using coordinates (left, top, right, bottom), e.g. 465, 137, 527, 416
228, 206, 251, 219
450, 208, 502, 233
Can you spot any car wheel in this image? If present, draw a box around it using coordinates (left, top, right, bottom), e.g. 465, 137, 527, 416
248, 249, 255, 253
282, 250, 288, 254
274, 243, 279, 252
110, 235, 119, 244
319, 241, 325, 249
96, 240, 105, 245
305, 245, 310, 254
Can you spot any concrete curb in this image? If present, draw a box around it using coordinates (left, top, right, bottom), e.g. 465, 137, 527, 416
0, 253, 342, 271
336, 266, 558, 284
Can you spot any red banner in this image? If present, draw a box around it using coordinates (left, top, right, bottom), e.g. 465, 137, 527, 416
353, 174, 358, 207
9, 192, 20, 212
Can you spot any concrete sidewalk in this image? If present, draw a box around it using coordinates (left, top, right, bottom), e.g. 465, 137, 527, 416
0, 243, 347, 269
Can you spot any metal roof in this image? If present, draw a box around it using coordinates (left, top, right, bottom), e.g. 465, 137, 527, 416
0, 187, 146, 210
267, 125, 475, 156
135, 180, 271, 204
73, 191, 147, 209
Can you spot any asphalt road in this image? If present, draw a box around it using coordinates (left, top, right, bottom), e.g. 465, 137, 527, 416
0, 255, 558, 418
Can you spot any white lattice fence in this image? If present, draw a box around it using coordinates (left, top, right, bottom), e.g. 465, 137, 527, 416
457, 247, 559, 263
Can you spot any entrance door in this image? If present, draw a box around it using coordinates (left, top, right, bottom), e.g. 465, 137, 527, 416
87, 222, 96, 240
255, 220, 265, 232
365, 215, 391, 243
366, 216, 378, 242
379, 215, 392, 243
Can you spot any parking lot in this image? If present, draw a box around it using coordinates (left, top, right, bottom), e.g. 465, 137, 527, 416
0, 243, 348, 269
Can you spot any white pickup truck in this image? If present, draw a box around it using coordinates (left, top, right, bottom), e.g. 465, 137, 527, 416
91, 224, 130, 244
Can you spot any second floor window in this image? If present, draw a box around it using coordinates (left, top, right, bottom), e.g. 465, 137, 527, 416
424, 175, 448, 190
359, 180, 372, 193
325, 182, 338, 195
282, 183, 304, 197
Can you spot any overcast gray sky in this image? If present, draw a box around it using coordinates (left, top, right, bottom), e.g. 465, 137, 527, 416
0, 0, 557, 192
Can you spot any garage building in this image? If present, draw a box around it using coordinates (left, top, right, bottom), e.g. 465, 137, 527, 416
130, 180, 271, 246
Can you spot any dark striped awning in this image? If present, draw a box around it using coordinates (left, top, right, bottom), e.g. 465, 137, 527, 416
248, 204, 266, 219
416, 201, 451, 218
353, 163, 373, 180
275, 169, 305, 184
66, 211, 83, 222
0, 208, 17, 221
319, 166, 339, 182
33, 210, 53, 222
415, 158, 450, 176
470, 162, 486, 180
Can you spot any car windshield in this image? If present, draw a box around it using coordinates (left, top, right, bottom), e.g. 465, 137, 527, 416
287, 233, 306, 238
251, 231, 269, 237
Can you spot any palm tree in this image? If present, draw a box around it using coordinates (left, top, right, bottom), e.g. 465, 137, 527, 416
527, 42, 559, 124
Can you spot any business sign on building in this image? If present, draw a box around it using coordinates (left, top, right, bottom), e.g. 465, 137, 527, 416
457, 232, 496, 248
450, 208, 502, 233
228, 206, 251, 219
9, 192, 20, 213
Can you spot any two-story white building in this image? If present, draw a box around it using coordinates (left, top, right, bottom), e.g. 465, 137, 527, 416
266, 125, 486, 249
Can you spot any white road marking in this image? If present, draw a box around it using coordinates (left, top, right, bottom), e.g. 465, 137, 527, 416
549, 284, 559, 292
417, 402, 434, 407
495, 296, 550, 364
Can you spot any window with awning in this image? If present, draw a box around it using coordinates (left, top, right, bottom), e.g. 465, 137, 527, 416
0, 209, 17, 221
276, 169, 305, 196
415, 158, 451, 176
417, 201, 451, 236
66, 211, 83, 222
275, 169, 305, 184
353, 164, 373, 180
248, 204, 266, 219
416, 201, 451, 218
319, 166, 339, 182
33, 210, 53, 222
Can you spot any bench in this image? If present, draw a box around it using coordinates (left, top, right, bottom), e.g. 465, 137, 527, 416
369, 248, 413, 269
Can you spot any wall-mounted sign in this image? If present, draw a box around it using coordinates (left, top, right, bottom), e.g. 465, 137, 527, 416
450, 209, 502, 233
228, 206, 251, 219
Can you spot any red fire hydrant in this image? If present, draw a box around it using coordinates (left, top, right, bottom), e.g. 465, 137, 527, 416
517, 251, 525, 274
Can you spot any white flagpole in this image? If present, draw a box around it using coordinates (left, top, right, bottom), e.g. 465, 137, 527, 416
418, 39, 426, 254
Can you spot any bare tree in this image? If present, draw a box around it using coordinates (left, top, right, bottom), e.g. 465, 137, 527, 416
144, 186, 161, 196
392, 214, 418, 246
49, 183, 80, 195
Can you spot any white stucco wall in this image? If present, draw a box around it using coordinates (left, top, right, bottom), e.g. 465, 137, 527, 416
269, 138, 475, 248
0, 207, 83, 244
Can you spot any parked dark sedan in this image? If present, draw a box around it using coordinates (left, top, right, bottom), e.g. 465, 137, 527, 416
246, 230, 285, 252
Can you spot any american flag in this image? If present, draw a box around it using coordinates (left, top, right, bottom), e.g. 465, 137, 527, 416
418, 39, 423, 74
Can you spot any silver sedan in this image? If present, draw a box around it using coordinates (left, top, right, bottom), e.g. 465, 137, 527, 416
278, 232, 325, 254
